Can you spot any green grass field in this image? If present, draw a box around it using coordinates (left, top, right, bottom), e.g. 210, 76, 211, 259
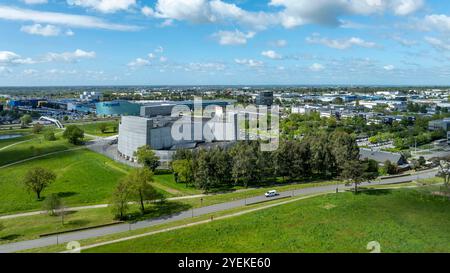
0, 131, 78, 166
86, 187, 450, 253
76, 121, 119, 137
0, 200, 191, 245
153, 174, 202, 196
0, 148, 133, 214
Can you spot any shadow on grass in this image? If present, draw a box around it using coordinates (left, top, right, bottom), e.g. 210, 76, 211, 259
57, 191, 78, 198
0, 234, 22, 241
126, 201, 192, 222
359, 188, 393, 196
66, 219, 91, 226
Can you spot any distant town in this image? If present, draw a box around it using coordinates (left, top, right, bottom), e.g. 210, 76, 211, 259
1, 86, 450, 254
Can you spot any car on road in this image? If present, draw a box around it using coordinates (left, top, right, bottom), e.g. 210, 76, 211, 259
265, 190, 278, 198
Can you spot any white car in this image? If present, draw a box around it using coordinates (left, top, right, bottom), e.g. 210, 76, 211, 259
265, 190, 278, 198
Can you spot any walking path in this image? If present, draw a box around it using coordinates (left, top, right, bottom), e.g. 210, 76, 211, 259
0, 194, 208, 220
0, 139, 33, 152
0, 168, 437, 253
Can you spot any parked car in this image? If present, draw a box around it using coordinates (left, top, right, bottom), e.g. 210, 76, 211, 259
265, 190, 278, 198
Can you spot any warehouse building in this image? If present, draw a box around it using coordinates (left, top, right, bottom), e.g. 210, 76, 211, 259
118, 113, 239, 161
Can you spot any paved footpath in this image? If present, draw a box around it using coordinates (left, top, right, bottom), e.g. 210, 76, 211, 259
0, 169, 437, 253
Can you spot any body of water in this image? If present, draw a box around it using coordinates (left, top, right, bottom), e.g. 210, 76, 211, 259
0, 134, 23, 140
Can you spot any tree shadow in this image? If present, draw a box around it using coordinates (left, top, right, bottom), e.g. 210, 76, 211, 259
57, 192, 78, 198
66, 219, 91, 226
359, 188, 393, 196
126, 201, 192, 222
0, 234, 22, 241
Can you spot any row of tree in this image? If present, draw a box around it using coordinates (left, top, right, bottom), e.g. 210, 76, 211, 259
171, 131, 379, 192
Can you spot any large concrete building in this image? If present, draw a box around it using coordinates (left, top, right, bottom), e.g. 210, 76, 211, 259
118, 114, 239, 161
117, 99, 238, 161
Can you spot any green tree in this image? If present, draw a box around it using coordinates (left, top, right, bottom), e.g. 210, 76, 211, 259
172, 159, 194, 185
111, 179, 131, 220
44, 130, 56, 141
43, 193, 62, 216
330, 131, 360, 176
98, 123, 108, 133
32, 123, 44, 134
383, 160, 398, 175
231, 142, 260, 187
62, 125, 84, 145
134, 145, 160, 171
126, 168, 158, 214
418, 156, 426, 166
20, 114, 32, 128
340, 160, 365, 193
23, 167, 56, 200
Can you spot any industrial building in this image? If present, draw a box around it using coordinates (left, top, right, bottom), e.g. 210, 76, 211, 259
255, 91, 274, 106
117, 99, 238, 161
80, 91, 102, 102
118, 113, 239, 161
96, 100, 141, 116
428, 118, 450, 131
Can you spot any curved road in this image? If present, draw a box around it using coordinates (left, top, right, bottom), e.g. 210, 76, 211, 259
0, 169, 438, 253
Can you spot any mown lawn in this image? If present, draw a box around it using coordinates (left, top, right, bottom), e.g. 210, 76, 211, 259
0, 149, 132, 214
0, 200, 191, 245
153, 174, 202, 196
76, 121, 119, 137
86, 187, 450, 253
0, 131, 77, 166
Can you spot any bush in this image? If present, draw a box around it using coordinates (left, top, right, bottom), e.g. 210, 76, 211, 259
63, 125, 84, 145
32, 123, 44, 134
44, 130, 56, 141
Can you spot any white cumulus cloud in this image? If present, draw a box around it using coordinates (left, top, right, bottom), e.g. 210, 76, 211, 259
20, 24, 61, 36
213, 30, 255, 45
261, 50, 282, 59
306, 33, 377, 49
44, 49, 96, 62
67, 0, 136, 13
309, 63, 325, 72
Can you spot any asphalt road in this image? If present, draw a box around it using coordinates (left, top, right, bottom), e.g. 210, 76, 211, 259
0, 169, 438, 253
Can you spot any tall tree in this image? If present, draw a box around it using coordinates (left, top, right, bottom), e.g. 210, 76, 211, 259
43, 193, 62, 216
20, 114, 32, 128
111, 179, 131, 220
340, 160, 365, 193
330, 131, 360, 175
172, 159, 194, 185
134, 145, 160, 171
23, 167, 56, 200
193, 149, 216, 191
231, 142, 260, 187
438, 160, 450, 188
126, 168, 158, 214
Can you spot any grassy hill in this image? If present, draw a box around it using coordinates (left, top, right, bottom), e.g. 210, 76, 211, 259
86, 187, 450, 253
0, 149, 132, 214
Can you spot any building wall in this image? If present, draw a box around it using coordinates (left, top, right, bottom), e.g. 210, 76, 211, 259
96, 100, 140, 116
140, 104, 175, 117
118, 114, 240, 159
118, 116, 151, 160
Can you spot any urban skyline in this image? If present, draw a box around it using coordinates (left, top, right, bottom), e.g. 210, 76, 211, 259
2, 0, 450, 86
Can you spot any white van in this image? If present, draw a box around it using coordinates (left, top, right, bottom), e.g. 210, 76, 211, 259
265, 190, 278, 198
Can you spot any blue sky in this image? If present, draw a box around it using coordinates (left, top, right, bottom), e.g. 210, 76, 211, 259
1, 0, 450, 86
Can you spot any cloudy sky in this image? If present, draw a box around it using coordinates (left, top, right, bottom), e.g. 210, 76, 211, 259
1, 0, 450, 86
